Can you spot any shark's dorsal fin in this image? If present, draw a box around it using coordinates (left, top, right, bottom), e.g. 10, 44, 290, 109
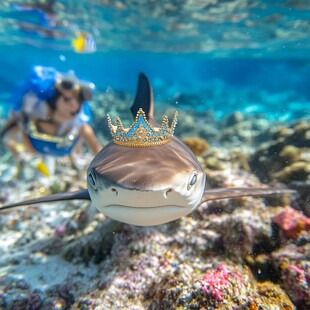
130, 72, 154, 121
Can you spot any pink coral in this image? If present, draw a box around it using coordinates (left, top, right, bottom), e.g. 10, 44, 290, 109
200, 265, 243, 302
272, 206, 310, 239
281, 264, 310, 308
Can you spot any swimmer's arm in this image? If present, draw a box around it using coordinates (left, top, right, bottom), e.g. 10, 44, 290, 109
79, 124, 102, 154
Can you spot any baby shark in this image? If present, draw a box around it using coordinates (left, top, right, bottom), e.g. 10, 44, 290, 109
0, 73, 295, 226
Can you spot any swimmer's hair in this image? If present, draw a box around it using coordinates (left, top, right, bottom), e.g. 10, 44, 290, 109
46, 75, 92, 113
46, 88, 61, 111
79, 84, 93, 102
46, 88, 83, 112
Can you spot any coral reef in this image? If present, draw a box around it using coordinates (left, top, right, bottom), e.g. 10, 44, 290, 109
250, 120, 310, 181
280, 264, 310, 309
271, 243, 310, 310
0, 91, 308, 308
220, 111, 273, 148
249, 119, 310, 216
182, 136, 209, 156
200, 264, 247, 303
0, 182, 300, 309
272, 206, 310, 239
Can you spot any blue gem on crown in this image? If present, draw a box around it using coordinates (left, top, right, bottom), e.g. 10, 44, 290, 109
107, 108, 178, 147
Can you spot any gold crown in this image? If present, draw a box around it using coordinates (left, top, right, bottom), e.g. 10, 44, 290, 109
107, 108, 178, 147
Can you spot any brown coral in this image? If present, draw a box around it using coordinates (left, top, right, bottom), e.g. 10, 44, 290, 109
249, 119, 310, 183
273, 161, 310, 182
182, 136, 208, 156
252, 281, 295, 310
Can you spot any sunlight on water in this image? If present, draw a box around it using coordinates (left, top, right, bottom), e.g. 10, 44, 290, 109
0, 0, 309, 56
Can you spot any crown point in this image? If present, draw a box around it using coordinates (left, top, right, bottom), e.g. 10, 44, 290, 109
107, 108, 178, 147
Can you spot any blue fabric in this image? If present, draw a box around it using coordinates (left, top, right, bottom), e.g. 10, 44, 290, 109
11, 65, 57, 112
28, 136, 80, 157
28, 66, 57, 100
80, 102, 92, 123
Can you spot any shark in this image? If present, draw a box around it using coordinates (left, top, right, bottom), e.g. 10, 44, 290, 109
0, 73, 295, 226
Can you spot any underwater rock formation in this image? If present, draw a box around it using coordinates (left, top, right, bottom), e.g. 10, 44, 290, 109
250, 119, 310, 216
250, 120, 310, 181
200, 264, 246, 303
145, 262, 295, 309
0, 182, 299, 309
0, 90, 308, 309
182, 136, 209, 156
272, 206, 310, 239
220, 112, 273, 148
271, 243, 310, 310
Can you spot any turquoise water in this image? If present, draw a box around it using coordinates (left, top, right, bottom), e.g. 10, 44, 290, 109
0, 2, 310, 308
0, 0, 310, 120
1, 49, 309, 121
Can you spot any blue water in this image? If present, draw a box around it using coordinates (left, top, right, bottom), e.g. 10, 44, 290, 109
0, 1, 310, 120
1, 46, 309, 120
0, 3, 309, 308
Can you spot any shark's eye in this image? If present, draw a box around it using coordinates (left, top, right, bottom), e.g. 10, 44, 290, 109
88, 170, 97, 190
187, 172, 198, 190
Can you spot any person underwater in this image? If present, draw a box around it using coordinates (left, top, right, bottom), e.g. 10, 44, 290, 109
1, 66, 102, 176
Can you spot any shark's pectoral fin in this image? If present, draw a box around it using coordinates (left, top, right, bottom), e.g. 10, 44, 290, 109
0, 189, 90, 211
200, 187, 296, 205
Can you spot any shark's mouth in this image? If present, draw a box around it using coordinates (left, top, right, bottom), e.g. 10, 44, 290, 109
95, 204, 192, 226
103, 203, 188, 209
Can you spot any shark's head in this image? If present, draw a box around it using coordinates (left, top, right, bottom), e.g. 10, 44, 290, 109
87, 137, 206, 226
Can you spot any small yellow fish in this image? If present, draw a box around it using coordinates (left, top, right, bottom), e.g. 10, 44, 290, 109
71, 32, 96, 53
36, 161, 50, 177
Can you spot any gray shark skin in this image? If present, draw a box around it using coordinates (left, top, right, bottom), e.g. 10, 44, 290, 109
0, 73, 295, 226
